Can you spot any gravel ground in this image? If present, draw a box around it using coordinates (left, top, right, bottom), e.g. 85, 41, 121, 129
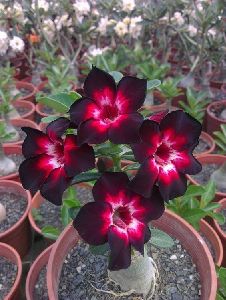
0, 191, 27, 233
34, 266, 48, 300
58, 238, 201, 300
219, 209, 226, 232
0, 256, 17, 299
194, 139, 210, 155
0, 154, 24, 177
191, 163, 226, 193
35, 185, 93, 230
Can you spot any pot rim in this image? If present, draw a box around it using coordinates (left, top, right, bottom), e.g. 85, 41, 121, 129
13, 99, 36, 120
195, 131, 216, 157
0, 242, 22, 300
212, 198, 226, 239
15, 81, 37, 101
0, 145, 22, 180
0, 180, 31, 239
206, 100, 226, 123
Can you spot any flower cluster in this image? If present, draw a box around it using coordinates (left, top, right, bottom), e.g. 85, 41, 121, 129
19, 67, 202, 270
0, 30, 24, 56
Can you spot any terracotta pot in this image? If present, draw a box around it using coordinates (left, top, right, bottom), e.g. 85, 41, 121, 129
0, 180, 32, 258
195, 131, 215, 157
12, 100, 35, 121
3, 119, 39, 147
199, 219, 223, 266
36, 102, 57, 119
47, 209, 217, 300
221, 83, 226, 96
15, 81, 36, 103
210, 77, 224, 90
142, 90, 167, 112
39, 122, 48, 132
21, 75, 48, 91
206, 100, 226, 135
0, 145, 22, 181
0, 242, 23, 300
212, 198, 226, 267
26, 245, 53, 300
187, 154, 226, 202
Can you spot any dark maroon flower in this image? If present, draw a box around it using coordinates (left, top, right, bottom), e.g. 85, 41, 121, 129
69, 67, 146, 145
73, 172, 164, 270
130, 110, 202, 201
19, 117, 95, 205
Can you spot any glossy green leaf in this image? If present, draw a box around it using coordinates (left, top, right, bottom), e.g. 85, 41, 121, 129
147, 79, 161, 90
71, 172, 101, 185
149, 228, 174, 248
61, 205, 71, 227
42, 226, 61, 240
109, 71, 123, 83
200, 181, 216, 207
89, 244, 109, 255
41, 115, 59, 123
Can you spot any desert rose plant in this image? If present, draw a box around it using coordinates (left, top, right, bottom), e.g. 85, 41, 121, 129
19, 67, 202, 297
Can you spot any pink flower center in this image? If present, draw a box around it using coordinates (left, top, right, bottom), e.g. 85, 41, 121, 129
155, 142, 171, 165
101, 105, 119, 124
113, 206, 132, 229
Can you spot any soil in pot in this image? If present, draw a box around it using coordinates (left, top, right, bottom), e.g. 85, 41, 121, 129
191, 163, 226, 194
0, 256, 18, 299
219, 209, 226, 232
0, 191, 27, 233
34, 266, 48, 300
0, 154, 23, 177
194, 138, 210, 155
58, 238, 201, 300
16, 106, 30, 117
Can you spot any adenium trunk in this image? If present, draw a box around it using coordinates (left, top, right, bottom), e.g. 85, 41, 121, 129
0, 143, 16, 176
108, 248, 158, 298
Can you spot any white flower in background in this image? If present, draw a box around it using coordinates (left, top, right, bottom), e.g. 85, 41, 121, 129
0, 31, 9, 55
172, 12, 185, 26
187, 24, 197, 37
42, 18, 55, 40
73, 0, 90, 16
0, 3, 4, 11
123, 17, 131, 25
114, 21, 128, 37
88, 45, 107, 57
196, 3, 203, 11
122, 0, 135, 12
129, 16, 142, 38
32, 0, 49, 11
208, 28, 216, 37
9, 36, 25, 53
13, 3, 24, 22
55, 14, 72, 31
97, 17, 109, 35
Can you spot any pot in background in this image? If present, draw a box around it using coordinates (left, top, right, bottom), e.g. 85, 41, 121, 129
195, 131, 215, 157
206, 100, 226, 135
15, 81, 36, 103
0, 145, 22, 182
0, 180, 32, 258
13, 100, 36, 121
0, 242, 23, 300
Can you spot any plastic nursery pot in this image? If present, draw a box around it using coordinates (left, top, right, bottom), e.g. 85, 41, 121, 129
0, 242, 23, 300
206, 100, 226, 135
15, 81, 36, 103
26, 245, 53, 300
141, 90, 167, 112
1, 145, 22, 181
0, 180, 32, 258
195, 131, 215, 157
3, 119, 39, 147
13, 100, 36, 121
46, 209, 217, 300
187, 154, 226, 202
199, 219, 223, 266
212, 198, 226, 267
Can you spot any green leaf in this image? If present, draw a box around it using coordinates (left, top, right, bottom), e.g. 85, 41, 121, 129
41, 115, 59, 123
38, 92, 78, 113
63, 199, 81, 208
216, 293, 224, 300
203, 202, 220, 212
184, 184, 205, 197
208, 212, 225, 225
149, 228, 174, 248
218, 267, 226, 294
147, 79, 161, 90
71, 172, 101, 185
61, 205, 71, 227
200, 181, 216, 207
109, 71, 123, 83
42, 226, 61, 240
182, 209, 206, 229
89, 244, 109, 255
31, 208, 43, 222
68, 207, 80, 219
123, 162, 140, 171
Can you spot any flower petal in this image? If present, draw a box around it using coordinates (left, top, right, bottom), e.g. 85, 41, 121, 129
148, 110, 169, 123
116, 76, 147, 114
92, 172, 130, 207
73, 202, 112, 245
69, 97, 100, 126
109, 113, 143, 144
173, 150, 202, 175
19, 154, 55, 193
158, 166, 187, 201
131, 186, 165, 223
160, 110, 202, 150
140, 120, 161, 148
78, 119, 109, 145
131, 142, 156, 163
108, 225, 131, 271
22, 127, 52, 158
40, 167, 71, 206
129, 158, 159, 198
127, 220, 147, 254
46, 117, 71, 142
84, 67, 116, 106
64, 134, 95, 177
